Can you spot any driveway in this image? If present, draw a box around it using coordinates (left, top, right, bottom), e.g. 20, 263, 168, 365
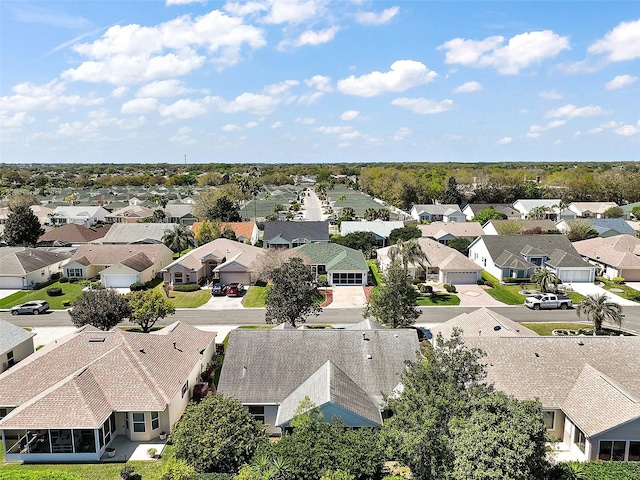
199, 289, 246, 310
626, 282, 640, 292
326, 286, 367, 308
0, 289, 20, 300
568, 282, 639, 306
455, 284, 505, 307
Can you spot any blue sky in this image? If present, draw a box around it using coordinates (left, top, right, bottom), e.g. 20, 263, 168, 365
1, 1, 639, 164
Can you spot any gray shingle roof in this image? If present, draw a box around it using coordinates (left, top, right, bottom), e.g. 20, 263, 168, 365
478, 235, 589, 268
0, 319, 35, 356
340, 221, 405, 238
263, 221, 329, 244
294, 243, 367, 272
429, 307, 538, 339
100, 223, 175, 244
0, 247, 72, 275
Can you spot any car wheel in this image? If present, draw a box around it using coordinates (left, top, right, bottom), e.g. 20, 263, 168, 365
533, 304, 540, 310
561, 303, 568, 310
11, 310, 18, 316
33, 309, 39, 315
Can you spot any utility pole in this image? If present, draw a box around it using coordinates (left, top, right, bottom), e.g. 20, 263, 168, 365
184, 154, 187, 165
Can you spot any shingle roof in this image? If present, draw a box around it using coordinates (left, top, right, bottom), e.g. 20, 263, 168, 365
418, 221, 484, 239
294, 243, 368, 272
429, 307, 538, 339
412, 204, 463, 215
588, 218, 636, 235
512, 199, 561, 213
340, 221, 405, 238
105, 205, 155, 219
263, 221, 329, 244
191, 222, 257, 241
164, 204, 195, 218
477, 235, 589, 268
463, 204, 520, 218
0, 319, 35, 356
377, 237, 481, 272
569, 202, 618, 215
163, 237, 265, 273
100, 223, 175, 244
485, 219, 558, 232
0, 247, 72, 275
0, 322, 215, 429
67, 244, 171, 267
573, 234, 640, 268
38, 223, 110, 244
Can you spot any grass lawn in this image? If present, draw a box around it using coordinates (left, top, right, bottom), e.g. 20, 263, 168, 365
150, 282, 211, 308
521, 322, 592, 336
0, 444, 174, 480
482, 272, 526, 305
0, 281, 86, 310
596, 277, 640, 303
416, 293, 461, 306
242, 285, 270, 307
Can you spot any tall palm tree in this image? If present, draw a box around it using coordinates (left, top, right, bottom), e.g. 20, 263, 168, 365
530, 268, 559, 293
389, 239, 428, 277
162, 224, 196, 257
576, 293, 623, 335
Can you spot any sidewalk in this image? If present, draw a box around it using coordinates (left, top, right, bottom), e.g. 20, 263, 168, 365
568, 282, 639, 306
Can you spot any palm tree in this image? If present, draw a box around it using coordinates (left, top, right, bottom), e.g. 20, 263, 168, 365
162, 224, 196, 257
364, 208, 378, 221
576, 293, 623, 335
389, 239, 428, 277
530, 268, 559, 293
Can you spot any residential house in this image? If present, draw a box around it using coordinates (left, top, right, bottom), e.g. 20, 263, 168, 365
217, 327, 419, 435
339, 220, 405, 247
0, 319, 35, 373
99, 223, 175, 244
0, 206, 54, 226
621, 201, 640, 220
37, 224, 110, 247
556, 218, 637, 238
482, 219, 559, 235
377, 237, 482, 285
573, 234, 640, 281
512, 199, 562, 220
409, 204, 466, 223
0, 322, 216, 463
461, 204, 521, 221
0, 247, 72, 289
50, 206, 109, 228
418, 221, 484, 245
568, 202, 620, 219
263, 221, 329, 249
294, 242, 369, 286
468, 235, 595, 283
462, 335, 640, 462
104, 205, 155, 224
428, 307, 539, 340
164, 205, 198, 226
191, 221, 260, 246
162, 238, 265, 286
62, 244, 173, 287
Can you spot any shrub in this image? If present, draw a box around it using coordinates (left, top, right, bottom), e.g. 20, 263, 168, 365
69, 278, 79, 283
626, 291, 640, 302
173, 284, 201, 292
444, 284, 457, 293
62, 301, 71, 307
412, 278, 422, 285
476, 279, 485, 285
90, 281, 103, 290
129, 282, 146, 291
46, 287, 63, 296
317, 274, 328, 287
612, 277, 625, 284
147, 447, 158, 458
50, 272, 61, 280
144, 280, 156, 289
59, 277, 69, 283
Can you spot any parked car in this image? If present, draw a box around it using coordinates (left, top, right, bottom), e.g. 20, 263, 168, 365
524, 293, 572, 310
224, 283, 244, 297
10, 301, 50, 315
211, 283, 225, 296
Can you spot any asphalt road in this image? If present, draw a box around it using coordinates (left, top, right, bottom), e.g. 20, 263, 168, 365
3, 306, 640, 332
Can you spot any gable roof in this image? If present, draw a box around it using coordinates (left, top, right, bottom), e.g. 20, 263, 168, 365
52, 206, 107, 219
38, 223, 110, 244
105, 205, 155, 219
378, 237, 481, 272
512, 199, 561, 213
573, 234, 640, 268
164, 237, 265, 272
340, 221, 405, 238
263, 221, 329, 243
294, 242, 367, 272
475, 235, 588, 268
0, 247, 72, 275
0, 319, 35, 356
569, 202, 618, 215
429, 307, 538, 340
484, 219, 558, 233
100, 223, 175, 244
586, 218, 636, 236
67, 244, 171, 267
418, 221, 484, 239
463, 204, 521, 218
0, 322, 215, 429
191, 221, 257, 241
411, 204, 463, 215
164, 204, 196, 218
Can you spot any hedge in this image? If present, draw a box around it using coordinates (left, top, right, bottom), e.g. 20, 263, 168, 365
129, 282, 146, 291
46, 287, 63, 296
173, 284, 202, 292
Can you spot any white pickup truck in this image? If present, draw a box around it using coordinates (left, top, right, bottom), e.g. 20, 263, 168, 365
524, 293, 572, 310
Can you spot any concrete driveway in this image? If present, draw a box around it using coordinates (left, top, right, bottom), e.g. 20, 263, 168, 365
455, 284, 505, 307
326, 286, 367, 308
568, 282, 639, 306
0, 289, 20, 300
199, 289, 246, 310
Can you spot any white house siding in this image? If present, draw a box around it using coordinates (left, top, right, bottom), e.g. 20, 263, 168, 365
562, 417, 590, 462
103, 273, 139, 288
468, 240, 502, 280
0, 277, 24, 289
554, 268, 595, 283
481, 223, 500, 235
1, 338, 34, 372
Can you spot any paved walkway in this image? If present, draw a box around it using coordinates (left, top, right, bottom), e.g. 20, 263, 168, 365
568, 282, 639, 306
0, 289, 20, 300
199, 288, 246, 310
326, 286, 367, 308
454, 284, 505, 307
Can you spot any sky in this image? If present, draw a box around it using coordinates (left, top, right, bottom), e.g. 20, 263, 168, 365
1, 1, 639, 165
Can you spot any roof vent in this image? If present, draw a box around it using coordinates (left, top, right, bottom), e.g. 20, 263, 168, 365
577, 340, 584, 346
139, 349, 146, 354
88, 337, 105, 343
367, 354, 372, 360
362, 333, 368, 341
535, 352, 540, 357
493, 325, 501, 331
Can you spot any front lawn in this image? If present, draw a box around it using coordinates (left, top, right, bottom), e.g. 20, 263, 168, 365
0, 281, 86, 310
521, 322, 592, 336
166, 289, 211, 308
416, 293, 461, 306
482, 272, 526, 305
596, 277, 640, 303
242, 285, 270, 307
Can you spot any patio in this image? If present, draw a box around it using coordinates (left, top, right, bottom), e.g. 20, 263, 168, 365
100, 435, 167, 462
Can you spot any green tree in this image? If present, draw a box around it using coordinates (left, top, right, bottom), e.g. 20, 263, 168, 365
195, 220, 218, 245
495, 220, 524, 235
576, 293, 623, 335
265, 257, 322, 327
565, 220, 599, 242
439, 176, 463, 205
3, 204, 44, 246
172, 394, 268, 474
528, 206, 550, 220
235, 454, 292, 480
602, 206, 624, 218
162, 224, 196, 257
631, 206, 640, 220
125, 290, 175, 333
339, 206, 355, 219
472, 207, 508, 224
388, 238, 428, 275
447, 237, 471, 255
363, 208, 378, 221
388, 225, 421, 245
376, 208, 391, 221
363, 260, 421, 328
69, 288, 131, 331
530, 268, 559, 293
332, 232, 378, 259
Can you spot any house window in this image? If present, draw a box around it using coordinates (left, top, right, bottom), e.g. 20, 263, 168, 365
182, 380, 189, 398
125, 413, 129, 431
66, 268, 83, 277
248, 406, 265, 423
7, 350, 14, 368
573, 426, 586, 453
598, 441, 627, 461
629, 442, 640, 461
151, 412, 160, 430
542, 411, 555, 430
0, 408, 7, 419
133, 412, 145, 433
174, 272, 183, 284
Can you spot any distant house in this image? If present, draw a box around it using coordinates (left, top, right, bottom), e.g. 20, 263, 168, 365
621, 201, 640, 219
99, 223, 175, 244
0, 206, 54, 226
0, 319, 35, 373
573, 234, 640, 281
418, 221, 484, 245
556, 218, 637, 238
461, 204, 521, 221
263, 221, 329, 249
482, 219, 559, 235
377, 237, 482, 285
339, 220, 405, 247
294, 242, 369, 286
162, 238, 265, 286
50, 206, 109, 228
37, 224, 110, 247
409, 204, 465, 223
191, 221, 260, 246
104, 205, 155, 224
217, 326, 419, 435
512, 199, 561, 220
568, 202, 620, 219
62, 244, 173, 288
164, 205, 198, 226
468, 235, 595, 283
0, 322, 216, 463
429, 307, 539, 340
0, 247, 71, 289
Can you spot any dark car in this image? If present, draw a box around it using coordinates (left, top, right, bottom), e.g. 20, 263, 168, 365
224, 283, 244, 297
11, 301, 49, 315
211, 283, 225, 296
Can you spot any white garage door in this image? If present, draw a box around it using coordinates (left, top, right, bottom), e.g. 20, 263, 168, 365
104, 274, 139, 288
0, 277, 24, 289
559, 270, 592, 283
445, 271, 479, 285
220, 273, 251, 285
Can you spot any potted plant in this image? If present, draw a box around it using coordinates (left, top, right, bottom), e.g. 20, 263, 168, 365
106, 446, 116, 458
159, 431, 167, 441
147, 447, 157, 458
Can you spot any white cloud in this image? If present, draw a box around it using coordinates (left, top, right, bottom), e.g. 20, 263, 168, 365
111, 86, 129, 98
337, 60, 437, 97
526, 120, 566, 138
263, 80, 299, 96
605, 74, 639, 91
0, 112, 35, 129
297, 92, 324, 105
355, 7, 399, 26
340, 110, 360, 121
0, 79, 103, 112
223, 2, 267, 16
614, 121, 640, 136
121, 98, 159, 114
167, 0, 206, 5
280, 26, 339, 49
600, 120, 621, 129
314, 125, 354, 135
588, 19, 640, 62
304, 75, 333, 92
136, 79, 201, 98
217, 92, 280, 115
271, 121, 283, 129
263, 0, 319, 24
159, 98, 207, 118
539, 89, 564, 100
393, 127, 412, 140
391, 97, 454, 114
544, 104, 608, 119
222, 123, 240, 132
497, 137, 512, 144
452, 81, 482, 93
438, 30, 570, 74
296, 117, 315, 125
245, 121, 259, 128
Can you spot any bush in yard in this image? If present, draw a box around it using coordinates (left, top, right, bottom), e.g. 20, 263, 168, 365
59, 277, 69, 283
444, 284, 457, 293
612, 277, 625, 284
46, 287, 63, 296
626, 290, 640, 302
129, 282, 146, 291
172, 394, 268, 473
173, 284, 201, 292
317, 274, 328, 287
90, 281, 103, 289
